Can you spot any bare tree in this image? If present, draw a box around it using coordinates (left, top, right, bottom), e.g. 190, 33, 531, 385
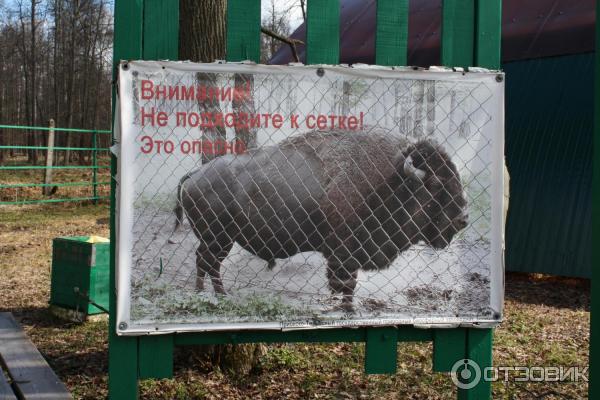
261, 0, 292, 63
0, 0, 113, 166
178, 0, 265, 374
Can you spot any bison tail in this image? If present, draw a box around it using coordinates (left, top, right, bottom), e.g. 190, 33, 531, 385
173, 202, 184, 232
173, 172, 192, 232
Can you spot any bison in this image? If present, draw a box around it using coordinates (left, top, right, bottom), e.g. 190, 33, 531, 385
174, 129, 468, 311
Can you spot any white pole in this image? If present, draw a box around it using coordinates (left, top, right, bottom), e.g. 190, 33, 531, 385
43, 119, 55, 196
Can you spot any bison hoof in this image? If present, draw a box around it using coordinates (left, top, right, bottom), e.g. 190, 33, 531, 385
335, 301, 355, 314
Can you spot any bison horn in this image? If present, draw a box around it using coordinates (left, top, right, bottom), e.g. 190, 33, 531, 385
403, 156, 426, 180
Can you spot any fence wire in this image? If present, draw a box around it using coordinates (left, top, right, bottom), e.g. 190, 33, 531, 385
119, 63, 503, 330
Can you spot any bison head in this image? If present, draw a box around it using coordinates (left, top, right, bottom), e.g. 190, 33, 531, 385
396, 140, 468, 249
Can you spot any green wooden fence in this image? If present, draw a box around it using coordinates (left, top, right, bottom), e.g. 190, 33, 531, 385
0, 124, 111, 205
109, 1, 502, 399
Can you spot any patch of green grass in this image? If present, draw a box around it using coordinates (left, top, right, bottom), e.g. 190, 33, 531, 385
140, 378, 209, 400
131, 289, 312, 323
261, 346, 310, 371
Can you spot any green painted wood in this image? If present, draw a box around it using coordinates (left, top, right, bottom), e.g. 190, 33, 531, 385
226, 0, 261, 62
143, 0, 179, 60
439, 1, 498, 396
457, 329, 493, 400
138, 336, 174, 379
50, 238, 109, 315
306, 0, 340, 65
174, 327, 432, 346
375, 0, 409, 66
505, 54, 593, 279
432, 328, 466, 372
474, 0, 501, 69
364, 327, 398, 374
590, 0, 600, 397
112, 0, 143, 67
110, 1, 144, 399
441, 0, 475, 68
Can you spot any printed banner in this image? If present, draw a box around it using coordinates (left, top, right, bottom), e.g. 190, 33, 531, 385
116, 61, 505, 334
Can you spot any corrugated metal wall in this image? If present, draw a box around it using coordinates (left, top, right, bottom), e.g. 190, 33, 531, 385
504, 53, 593, 278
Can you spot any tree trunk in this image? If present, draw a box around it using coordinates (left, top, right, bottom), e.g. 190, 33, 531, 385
30, 0, 38, 165
178, 0, 227, 63
178, 0, 265, 374
64, 0, 79, 165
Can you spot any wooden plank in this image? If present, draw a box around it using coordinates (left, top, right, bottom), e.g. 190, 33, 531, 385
364, 327, 398, 374
174, 326, 432, 346
474, 0, 502, 69
306, 0, 340, 65
110, 1, 145, 399
432, 328, 467, 372
441, 0, 475, 67
375, 0, 409, 66
0, 313, 71, 400
0, 369, 16, 400
226, 0, 261, 62
138, 335, 174, 379
143, 0, 179, 60
457, 329, 493, 400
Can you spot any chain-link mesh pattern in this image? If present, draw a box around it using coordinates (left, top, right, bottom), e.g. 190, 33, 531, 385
119, 63, 503, 330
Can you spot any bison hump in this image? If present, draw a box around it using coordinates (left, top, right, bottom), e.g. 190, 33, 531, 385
280, 130, 406, 228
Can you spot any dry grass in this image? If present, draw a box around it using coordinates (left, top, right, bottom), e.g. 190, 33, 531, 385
0, 155, 110, 203
0, 204, 590, 399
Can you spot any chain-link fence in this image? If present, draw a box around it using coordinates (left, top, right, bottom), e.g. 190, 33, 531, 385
116, 61, 504, 333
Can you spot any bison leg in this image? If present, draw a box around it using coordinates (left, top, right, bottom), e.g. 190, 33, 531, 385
326, 258, 359, 312
195, 243, 231, 295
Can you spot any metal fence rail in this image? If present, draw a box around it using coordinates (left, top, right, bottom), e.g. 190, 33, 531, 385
0, 124, 111, 205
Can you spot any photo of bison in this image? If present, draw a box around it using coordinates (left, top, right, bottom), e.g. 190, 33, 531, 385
174, 129, 468, 311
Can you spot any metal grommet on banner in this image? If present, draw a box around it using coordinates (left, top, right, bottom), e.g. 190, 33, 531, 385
316, 67, 325, 77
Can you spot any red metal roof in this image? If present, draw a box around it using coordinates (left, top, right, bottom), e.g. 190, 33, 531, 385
270, 0, 596, 66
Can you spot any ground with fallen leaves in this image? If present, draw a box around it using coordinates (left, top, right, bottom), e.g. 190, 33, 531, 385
0, 204, 589, 399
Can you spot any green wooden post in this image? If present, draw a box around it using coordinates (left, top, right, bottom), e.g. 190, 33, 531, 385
226, 0, 261, 62
439, 0, 501, 398
130, 0, 180, 383
364, 327, 399, 374
306, 0, 340, 65
110, 0, 179, 397
474, 0, 502, 69
109, 1, 143, 399
457, 329, 493, 400
433, 328, 467, 372
138, 335, 175, 379
91, 130, 97, 204
375, 0, 409, 66
142, 0, 179, 61
590, 0, 600, 398
441, 0, 475, 67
